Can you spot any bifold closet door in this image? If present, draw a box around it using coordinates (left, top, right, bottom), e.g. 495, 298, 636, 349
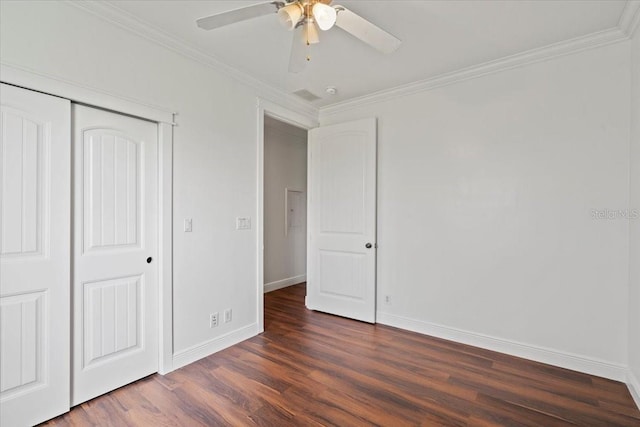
72, 104, 158, 405
0, 83, 71, 426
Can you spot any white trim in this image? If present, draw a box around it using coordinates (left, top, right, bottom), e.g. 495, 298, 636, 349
377, 311, 628, 382
67, 0, 318, 120
0, 63, 174, 124
628, 370, 640, 409
157, 122, 174, 375
619, 1, 640, 37
256, 98, 317, 334
172, 323, 259, 370
264, 275, 307, 293
624, 0, 640, 412
320, 27, 629, 117
257, 108, 266, 335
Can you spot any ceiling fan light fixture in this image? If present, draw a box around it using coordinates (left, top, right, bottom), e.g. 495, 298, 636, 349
312, 2, 337, 31
278, 2, 303, 30
304, 19, 320, 45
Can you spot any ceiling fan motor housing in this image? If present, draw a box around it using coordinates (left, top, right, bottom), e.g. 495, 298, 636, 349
278, 0, 337, 31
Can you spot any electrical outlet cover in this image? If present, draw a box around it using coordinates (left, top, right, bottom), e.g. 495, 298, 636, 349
236, 217, 251, 230
210, 312, 219, 328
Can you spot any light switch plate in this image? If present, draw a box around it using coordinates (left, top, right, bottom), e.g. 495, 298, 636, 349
236, 217, 251, 230
184, 218, 192, 232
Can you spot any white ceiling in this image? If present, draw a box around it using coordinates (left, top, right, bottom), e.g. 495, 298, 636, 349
105, 0, 629, 107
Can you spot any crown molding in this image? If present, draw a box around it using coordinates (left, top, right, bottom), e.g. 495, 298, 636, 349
320, 25, 629, 117
619, 0, 640, 37
65, 0, 319, 120
62, 0, 636, 122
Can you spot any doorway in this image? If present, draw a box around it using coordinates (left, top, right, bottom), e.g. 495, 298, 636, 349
256, 102, 378, 330
256, 100, 316, 332
263, 116, 308, 298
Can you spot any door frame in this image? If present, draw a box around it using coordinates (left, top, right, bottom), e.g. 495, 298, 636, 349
256, 99, 317, 332
1, 63, 175, 374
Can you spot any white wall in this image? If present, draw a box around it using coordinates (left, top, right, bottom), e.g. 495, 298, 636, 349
629, 27, 640, 399
321, 42, 632, 375
0, 1, 315, 362
264, 117, 307, 290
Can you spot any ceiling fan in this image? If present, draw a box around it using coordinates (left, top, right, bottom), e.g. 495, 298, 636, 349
196, 0, 401, 72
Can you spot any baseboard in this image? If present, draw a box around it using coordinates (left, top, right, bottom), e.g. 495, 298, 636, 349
171, 323, 259, 371
627, 369, 640, 410
376, 311, 627, 382
264, 275, 306, 293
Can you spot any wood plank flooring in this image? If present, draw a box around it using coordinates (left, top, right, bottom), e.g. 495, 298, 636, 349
42, 283, 640, 426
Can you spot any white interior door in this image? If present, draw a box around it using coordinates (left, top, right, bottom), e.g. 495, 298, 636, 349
0, 83, 71, 426
306, 118, 377, 323
72, 104, 158, 405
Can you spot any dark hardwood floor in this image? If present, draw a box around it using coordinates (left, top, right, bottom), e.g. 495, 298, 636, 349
43, 283, 639, 426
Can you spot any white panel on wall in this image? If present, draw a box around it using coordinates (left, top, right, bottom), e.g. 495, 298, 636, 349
285, 189, 305, 234
0, 291, 45, 398
318, 250, 366, 300
83, 129, 139, 253
319, 132, 365, 234
0, 107, 47, 257
82, 276, 142, 368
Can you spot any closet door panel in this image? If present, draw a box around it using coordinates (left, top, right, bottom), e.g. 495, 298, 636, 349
0, 83, 71, 427
72, 104, 158, 406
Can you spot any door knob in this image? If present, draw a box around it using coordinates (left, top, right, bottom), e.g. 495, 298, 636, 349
365, 243, 372, 249
147, 257, 153, 264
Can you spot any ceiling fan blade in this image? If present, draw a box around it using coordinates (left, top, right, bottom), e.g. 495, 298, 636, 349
288, 26, 308, 73
196, 1, 283, 31
334, 6, 401, 54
